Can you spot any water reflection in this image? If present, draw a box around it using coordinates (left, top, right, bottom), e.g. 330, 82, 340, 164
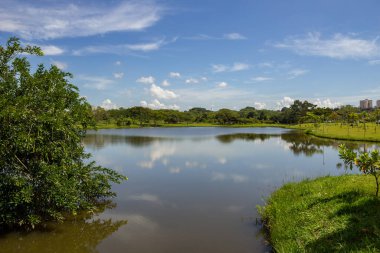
0, 204, 127, 253
215, 132, 379, 156
6, 128, 379, 253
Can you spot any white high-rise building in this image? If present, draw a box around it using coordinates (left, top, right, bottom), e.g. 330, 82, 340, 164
360, 99, 373, 109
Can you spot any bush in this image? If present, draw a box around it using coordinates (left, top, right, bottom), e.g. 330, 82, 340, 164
0, 37, 127, 229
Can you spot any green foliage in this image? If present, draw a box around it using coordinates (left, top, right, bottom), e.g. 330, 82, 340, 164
339, 144, 380, 196
0, 37, 127, 229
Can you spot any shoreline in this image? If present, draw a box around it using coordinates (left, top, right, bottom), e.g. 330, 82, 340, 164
92, 123, 380, 142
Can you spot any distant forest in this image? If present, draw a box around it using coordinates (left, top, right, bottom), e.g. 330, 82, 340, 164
92, 100, 380, 126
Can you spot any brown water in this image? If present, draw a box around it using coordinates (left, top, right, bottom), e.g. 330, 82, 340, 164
1, 127, 377, 253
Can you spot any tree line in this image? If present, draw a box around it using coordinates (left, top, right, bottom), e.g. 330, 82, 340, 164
93, 100, 380, 126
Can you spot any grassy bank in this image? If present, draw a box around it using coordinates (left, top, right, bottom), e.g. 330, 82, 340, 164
258, 175, 380, 252
292, 123, 380, 142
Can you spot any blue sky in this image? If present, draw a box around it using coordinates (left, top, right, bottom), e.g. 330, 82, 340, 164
1, 0, 380, 110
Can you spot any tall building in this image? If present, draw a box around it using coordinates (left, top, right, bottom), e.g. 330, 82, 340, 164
360, 99, 373, 110
377, 100, 380, 108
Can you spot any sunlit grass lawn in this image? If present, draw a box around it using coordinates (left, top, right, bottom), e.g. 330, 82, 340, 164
259, 175, 380, 253
293, 123, 380, 142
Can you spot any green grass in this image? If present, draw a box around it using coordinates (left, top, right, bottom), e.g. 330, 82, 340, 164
258, 175, 380, 253
292, 123, 380, 142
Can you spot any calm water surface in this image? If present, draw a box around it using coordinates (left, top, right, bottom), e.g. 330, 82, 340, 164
2, 127, 378, 253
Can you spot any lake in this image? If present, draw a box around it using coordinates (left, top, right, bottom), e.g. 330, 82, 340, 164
1, 127, 377, 253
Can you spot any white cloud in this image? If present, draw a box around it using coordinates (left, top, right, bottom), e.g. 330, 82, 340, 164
0, 0, 163, 39
212, 62, 249, 73
100, 99, 117, 110
368, 59, 380, 65
150, 84, 178, 99
137, 76, 155, 84
217, 82, 228, 88
276, 96, 294, 108
126, 39, 166, 52
51, 60, 67, 70
161, 80, 170, 87
169, 72, 181, 78
80, 75, 114, 90
223, 33, 246, 40
287, 69, 309, 79
185, 78, 199, 84
201, 77, 208, 81
251, 76, 273, 82
73, 38, 172, 55
275, 32, 380, 59
212, 64, 229, 73
38, 45, 64, 55
230, 62, 250, 71
313, 98, 341, 108
258, 62, 274, 68
141, 99, 179, 110
254, 102, 266, 109
115, 61, 122, 65
113, 72, 124, 79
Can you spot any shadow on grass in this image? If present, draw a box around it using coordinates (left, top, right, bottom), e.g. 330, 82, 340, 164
305, 191, 380, 252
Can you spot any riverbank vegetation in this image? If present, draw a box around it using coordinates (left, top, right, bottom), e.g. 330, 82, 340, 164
0, 38, 126, 230
92, 100, 380, 141
258, 175, 380, 252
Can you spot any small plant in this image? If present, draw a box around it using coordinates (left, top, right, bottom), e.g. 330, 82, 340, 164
339, 144, 380, 196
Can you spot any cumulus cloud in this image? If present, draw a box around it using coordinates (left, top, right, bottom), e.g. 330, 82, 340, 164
0, 0, 164, 40
217, 82, 228, 88
169, 72, 181, 78
113, 72, 124, 79
313, 98, 341, 108
287, 69, 309, 79
275, 32, 380, 59
100, 99, 118, 110
223, 33, 247, 40
254, 102, 266, 109
80, 75, 114, 90
251, 76, 273, 82
150, 84, 178, 99
212, 62, 249, 73
185, 78, 199, 84
277, 96, 294, 108
115, 61, 122, 65
161, 80, 170, 86
51, 60, 67, 70
137, 76, 155, 84
140, 99, 179, 110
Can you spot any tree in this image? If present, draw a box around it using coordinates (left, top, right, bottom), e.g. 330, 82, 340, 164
0, 37, 126, 229
215, 109, 240, 125
339, 144, 380, 197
